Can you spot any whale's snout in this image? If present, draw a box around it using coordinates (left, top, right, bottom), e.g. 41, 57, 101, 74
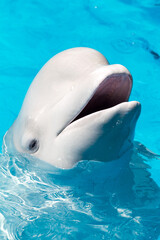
128, 101, 141, 116
125, 101, 141, 132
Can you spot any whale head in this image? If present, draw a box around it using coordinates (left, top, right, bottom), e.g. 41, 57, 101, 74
3, 48, 141, 169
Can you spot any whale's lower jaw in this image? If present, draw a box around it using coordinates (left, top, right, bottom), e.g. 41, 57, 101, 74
58, 101, 141, 169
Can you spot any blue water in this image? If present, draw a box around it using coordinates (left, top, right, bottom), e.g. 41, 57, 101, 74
0, 0, 160, 239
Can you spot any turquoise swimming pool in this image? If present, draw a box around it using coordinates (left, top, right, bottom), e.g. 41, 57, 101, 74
0, 0, 160, 239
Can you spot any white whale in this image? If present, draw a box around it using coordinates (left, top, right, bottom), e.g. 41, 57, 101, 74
3, 48, 141, 169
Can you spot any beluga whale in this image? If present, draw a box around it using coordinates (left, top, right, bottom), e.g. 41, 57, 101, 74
3, 47, 141, 169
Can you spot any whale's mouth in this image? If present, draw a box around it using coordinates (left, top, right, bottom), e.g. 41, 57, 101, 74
72, 73, 132, 123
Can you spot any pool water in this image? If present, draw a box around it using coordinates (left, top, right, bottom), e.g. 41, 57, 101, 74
0, 0, 160, 239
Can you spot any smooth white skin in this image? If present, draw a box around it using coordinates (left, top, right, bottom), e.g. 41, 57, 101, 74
4, 48, 141, 169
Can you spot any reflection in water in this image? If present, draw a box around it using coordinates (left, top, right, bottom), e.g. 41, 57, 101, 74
0, 142, 160, 239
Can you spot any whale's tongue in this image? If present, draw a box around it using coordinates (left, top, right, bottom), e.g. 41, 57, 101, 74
73, 73, 132, 122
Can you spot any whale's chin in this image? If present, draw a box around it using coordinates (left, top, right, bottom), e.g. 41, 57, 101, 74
72, 72, 132, 124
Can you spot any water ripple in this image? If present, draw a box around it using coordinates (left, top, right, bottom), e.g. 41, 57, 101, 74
0, 145, 160, 239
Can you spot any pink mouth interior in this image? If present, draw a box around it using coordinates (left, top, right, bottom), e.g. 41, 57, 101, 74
73, 73, 132, 122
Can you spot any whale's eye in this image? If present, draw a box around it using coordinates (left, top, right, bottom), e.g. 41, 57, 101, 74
28, 139, 39, 153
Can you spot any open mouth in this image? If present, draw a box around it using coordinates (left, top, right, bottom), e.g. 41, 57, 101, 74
71, 72, 132, 123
